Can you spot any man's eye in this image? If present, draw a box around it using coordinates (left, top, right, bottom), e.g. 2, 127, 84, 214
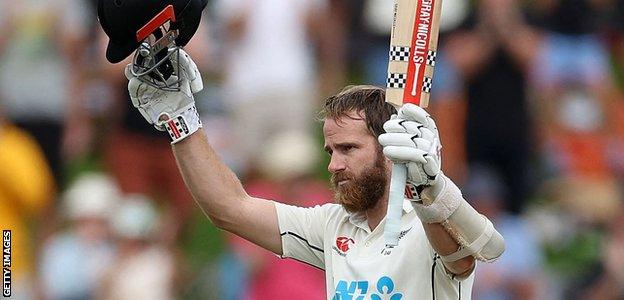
342, 145, 355, 152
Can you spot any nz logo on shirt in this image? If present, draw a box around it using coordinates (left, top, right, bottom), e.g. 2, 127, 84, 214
333, 236, 355, 257
333, 276, 403, 300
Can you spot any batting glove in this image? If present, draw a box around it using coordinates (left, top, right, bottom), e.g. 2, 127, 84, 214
125, 49, 203, 144
378, 104, 442, 193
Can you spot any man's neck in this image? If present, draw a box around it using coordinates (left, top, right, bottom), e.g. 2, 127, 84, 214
365, 195, 389, 231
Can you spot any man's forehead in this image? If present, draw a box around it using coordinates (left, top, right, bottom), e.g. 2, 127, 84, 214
323, 114, 367, 132
323, 113, 373, 144
324, 109, 366, 125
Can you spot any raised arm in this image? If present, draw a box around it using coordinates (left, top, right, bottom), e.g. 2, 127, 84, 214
379, 104, 505, 277
125, 50, 282, 254
172, 132, 282, 254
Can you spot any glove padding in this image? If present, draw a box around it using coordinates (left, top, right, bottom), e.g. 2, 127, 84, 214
378, 104, 442, 188
125, 49, 203, 132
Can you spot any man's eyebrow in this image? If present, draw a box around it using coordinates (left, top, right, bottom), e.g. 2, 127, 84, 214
335, 142, 359, 149
324, 142, 360, 153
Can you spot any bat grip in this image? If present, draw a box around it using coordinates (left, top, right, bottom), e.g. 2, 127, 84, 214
384, 162, 407, 250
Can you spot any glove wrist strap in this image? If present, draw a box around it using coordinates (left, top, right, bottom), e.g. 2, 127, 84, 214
162, 104, 202, 144
410, 174, 461, 223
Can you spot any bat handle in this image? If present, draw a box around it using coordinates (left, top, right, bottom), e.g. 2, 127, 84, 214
383, 162, 407, 254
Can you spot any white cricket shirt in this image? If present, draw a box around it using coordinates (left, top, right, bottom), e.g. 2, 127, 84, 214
275, 200, 475, 299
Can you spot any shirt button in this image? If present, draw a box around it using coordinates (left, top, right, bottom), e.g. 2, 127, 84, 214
365, 241, 371, 247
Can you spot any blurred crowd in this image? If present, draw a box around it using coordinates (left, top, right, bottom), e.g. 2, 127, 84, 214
2, 0, 624, 299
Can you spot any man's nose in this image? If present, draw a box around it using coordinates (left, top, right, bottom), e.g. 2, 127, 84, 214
328, 154, 346, 173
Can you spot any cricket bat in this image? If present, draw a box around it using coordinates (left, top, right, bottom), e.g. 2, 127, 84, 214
383, 0, 443, 254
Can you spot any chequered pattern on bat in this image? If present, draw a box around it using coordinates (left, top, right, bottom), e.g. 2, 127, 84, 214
422, 76, 433, 93
426, 50, 437, 67
387, 73, 407, 89
389, 46, 411, 62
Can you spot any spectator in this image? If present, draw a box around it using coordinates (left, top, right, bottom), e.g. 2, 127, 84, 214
214, 0, 332, 176
528, 0, 621, 181
444, 0, 540, 214
0, 107, 55, 299
520, 2, 624, 295
40, 173, 118, 300
0, 0, 91, 183
580, 209, 624, 299
466, 166, 545, 300
529, 0, 612, 91
98, 195, 177, 300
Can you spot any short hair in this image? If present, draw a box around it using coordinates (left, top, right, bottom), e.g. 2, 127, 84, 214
319, 85, 397, 138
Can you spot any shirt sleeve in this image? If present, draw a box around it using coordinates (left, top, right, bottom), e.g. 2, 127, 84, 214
433, 256, 475, 299
424, 230, 475, 298
275, 202, 329, 270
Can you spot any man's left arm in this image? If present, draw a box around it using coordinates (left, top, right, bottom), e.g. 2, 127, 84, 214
379, 104, 505, 277
422, 217, 476, 277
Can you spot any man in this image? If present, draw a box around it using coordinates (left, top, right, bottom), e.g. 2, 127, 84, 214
0, 107, 54, 299
122, 47, 504, 298
0, 0, 91, 182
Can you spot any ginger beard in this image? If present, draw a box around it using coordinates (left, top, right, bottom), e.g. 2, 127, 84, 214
331, 147, 388, 213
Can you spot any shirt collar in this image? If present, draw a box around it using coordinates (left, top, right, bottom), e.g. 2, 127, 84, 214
346, 199, 414, 231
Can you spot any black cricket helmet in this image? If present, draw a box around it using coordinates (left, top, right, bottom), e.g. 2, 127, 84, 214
98, 0, 207, 88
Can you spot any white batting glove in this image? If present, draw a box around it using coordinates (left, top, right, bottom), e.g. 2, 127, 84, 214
378, 104, 442, 193
125, 49, 203, 144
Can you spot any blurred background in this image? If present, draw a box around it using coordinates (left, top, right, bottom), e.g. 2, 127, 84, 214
2, 0, 624, 299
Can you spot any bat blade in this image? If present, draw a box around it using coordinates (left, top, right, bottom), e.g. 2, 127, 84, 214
383, 0, 444, 252
386, 0, 443, 108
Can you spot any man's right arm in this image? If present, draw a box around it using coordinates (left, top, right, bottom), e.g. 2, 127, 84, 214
173, 131, 283, 255
123, 48, 282, 255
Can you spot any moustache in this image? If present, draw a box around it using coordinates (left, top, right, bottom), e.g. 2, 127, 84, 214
331, 172, 353, 187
